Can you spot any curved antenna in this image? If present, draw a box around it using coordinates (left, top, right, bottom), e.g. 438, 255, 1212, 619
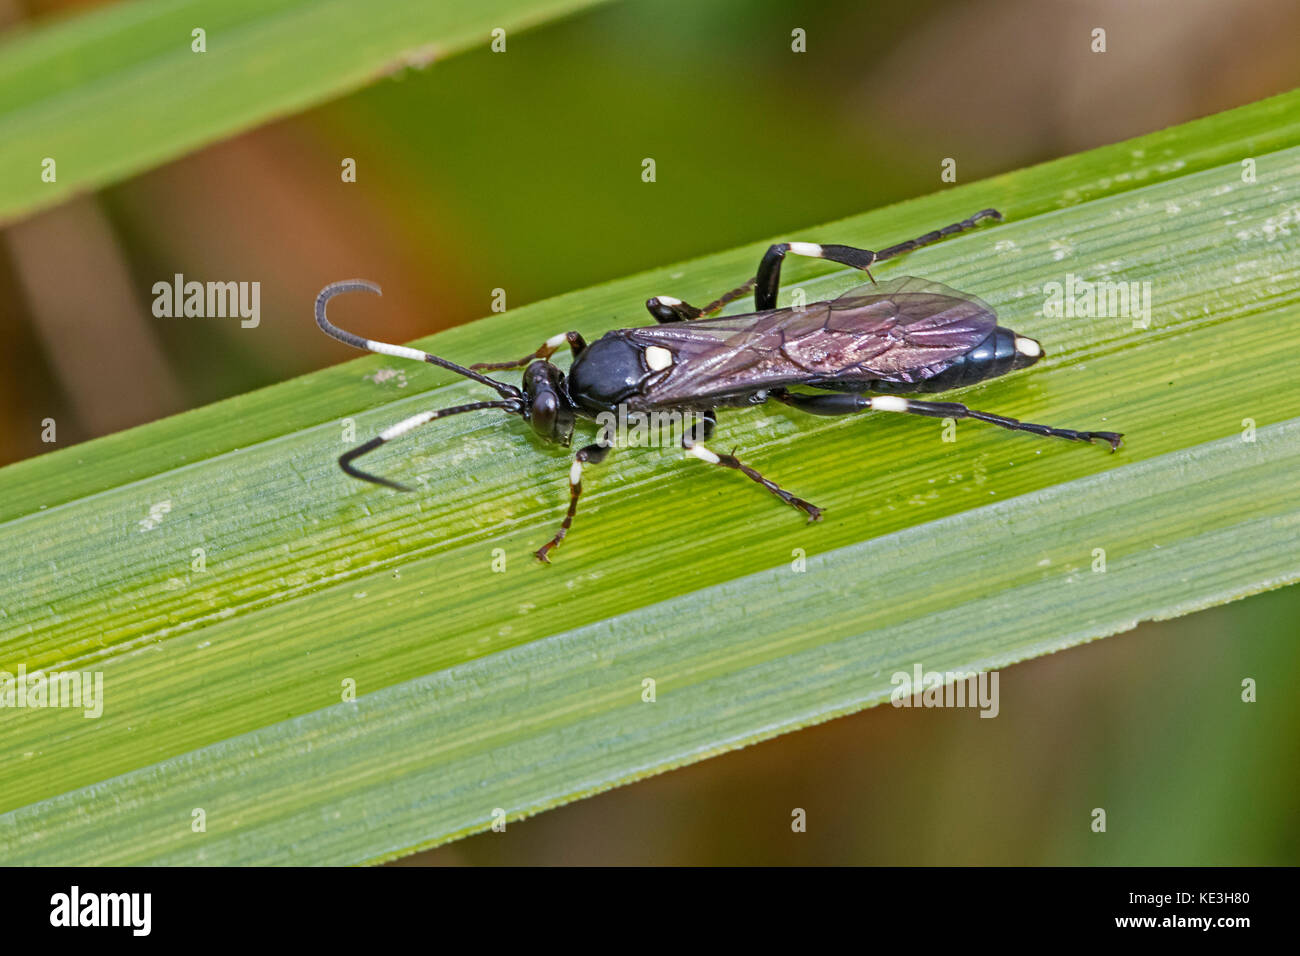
315, 280, 522, 401
340, 400, 520, 490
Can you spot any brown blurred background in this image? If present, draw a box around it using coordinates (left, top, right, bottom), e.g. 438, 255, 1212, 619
2, 0, 1297, 864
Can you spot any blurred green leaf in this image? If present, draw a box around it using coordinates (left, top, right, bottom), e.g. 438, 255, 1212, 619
1, 90, 1298, 863
0, 0, 609, 224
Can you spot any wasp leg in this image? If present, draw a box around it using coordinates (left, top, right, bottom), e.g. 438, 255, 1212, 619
752, 209, 1002, 310
772, 390, 871, 416
754, 243, 877, 310
470, 331, 586, 371
773, 389, 1122, 449
868, 396, 1123, 451
646, 276, 758, 323
871, 209, 1002, 265
646, 295, 703, 323
536, 432, 613, 563
682, 413, 822, 521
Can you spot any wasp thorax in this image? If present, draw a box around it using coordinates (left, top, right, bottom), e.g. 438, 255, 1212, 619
565, 334, 647, 412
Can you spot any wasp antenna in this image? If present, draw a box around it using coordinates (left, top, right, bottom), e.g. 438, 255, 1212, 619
315, 280, 522, 400
338, 401, 522, 491
340, 438, 413, 492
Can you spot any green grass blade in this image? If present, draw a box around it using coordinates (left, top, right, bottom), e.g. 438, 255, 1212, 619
5, 421, 1298, 865
2, 89, 1299, 864
0, 0, 609, 224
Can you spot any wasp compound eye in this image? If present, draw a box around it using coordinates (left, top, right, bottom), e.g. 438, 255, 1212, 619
520, 361, 574, 445
529, 389, 558, 437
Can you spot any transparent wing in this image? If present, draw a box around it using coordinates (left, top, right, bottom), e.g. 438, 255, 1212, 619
626, 275, 997, 404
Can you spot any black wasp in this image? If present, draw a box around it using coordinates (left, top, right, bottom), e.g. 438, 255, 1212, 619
316, 209, 1122, 562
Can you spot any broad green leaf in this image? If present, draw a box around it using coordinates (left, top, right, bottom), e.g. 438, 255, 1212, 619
1, 89, 1299, 864
0, 0, 609, 224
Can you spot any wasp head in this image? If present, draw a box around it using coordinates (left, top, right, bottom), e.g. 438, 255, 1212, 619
521, 361, 575, 446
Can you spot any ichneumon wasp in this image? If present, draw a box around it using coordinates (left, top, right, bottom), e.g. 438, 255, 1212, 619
316, 209, 1122, 562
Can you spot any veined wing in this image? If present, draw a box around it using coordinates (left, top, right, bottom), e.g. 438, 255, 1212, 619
626, 275, 998, 405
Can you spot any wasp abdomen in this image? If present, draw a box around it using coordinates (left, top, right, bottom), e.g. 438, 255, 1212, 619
904, 326, 1042, 393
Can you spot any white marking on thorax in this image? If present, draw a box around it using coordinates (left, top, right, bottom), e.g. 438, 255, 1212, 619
644, 345, 674, 371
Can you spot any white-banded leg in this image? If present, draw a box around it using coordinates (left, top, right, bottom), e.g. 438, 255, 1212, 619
470, 331, 587, 371
796, 392, 1124, 450
647, 211, 1004, 322
754, 242, 877, 310
649, 237, 890, 322
536, 429, 614, 563
340, 401, 521, 490
682, 413, 822, 521
752, 210, 1003, 310
646, 278, 757, 323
